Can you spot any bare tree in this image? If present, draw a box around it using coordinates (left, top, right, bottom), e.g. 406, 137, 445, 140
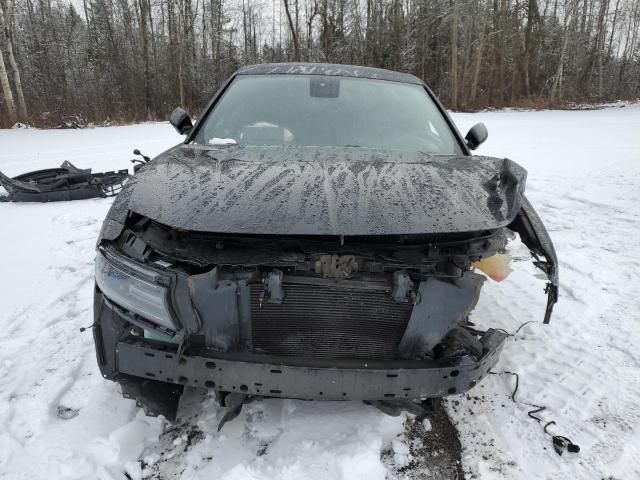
0, 0, 26, 120
1, 0, 640, 126
0, 43, 16, 123
450, 0, 459, 109
284, 0, 301, 60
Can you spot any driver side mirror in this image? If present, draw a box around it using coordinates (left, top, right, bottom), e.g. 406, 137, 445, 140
170, 107, 193, 135
465, 123, 488, 150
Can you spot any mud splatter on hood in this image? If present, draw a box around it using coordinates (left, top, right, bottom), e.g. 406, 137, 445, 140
108, 145, 527, 235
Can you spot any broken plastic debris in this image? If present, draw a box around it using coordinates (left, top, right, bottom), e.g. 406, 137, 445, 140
473, 253, 512, 282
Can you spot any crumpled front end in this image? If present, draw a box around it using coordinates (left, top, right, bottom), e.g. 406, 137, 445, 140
90, 206, 559, 420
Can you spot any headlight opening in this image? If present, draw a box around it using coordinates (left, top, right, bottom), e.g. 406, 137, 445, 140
95, 247, 178, 336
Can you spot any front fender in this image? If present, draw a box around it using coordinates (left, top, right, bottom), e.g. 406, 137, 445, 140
509, 196, 559, 324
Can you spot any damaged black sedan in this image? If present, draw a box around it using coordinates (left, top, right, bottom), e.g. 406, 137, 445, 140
93, 63, 558, 424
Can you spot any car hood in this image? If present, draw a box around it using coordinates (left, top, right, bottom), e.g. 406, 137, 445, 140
108, 145, 527, 235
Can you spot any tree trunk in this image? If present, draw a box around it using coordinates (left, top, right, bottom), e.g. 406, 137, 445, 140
596, 0, 610, 98
470, 15, 487, 103
1, 0, 27, 119
522, 0, 539, 98
550, 38, 567, 101
307, 1, 318, 59
0, 47, 17, 123
450, 0, 459, 109
607, 0, 621, 56
138, 0, 151, 117
283, 0, 301, 60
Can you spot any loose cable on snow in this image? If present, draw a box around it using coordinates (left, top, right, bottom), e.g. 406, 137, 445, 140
489, 370, 580, 456
488, 321, 581, 457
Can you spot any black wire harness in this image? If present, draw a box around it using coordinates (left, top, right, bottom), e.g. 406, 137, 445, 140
488, 322, 581, 457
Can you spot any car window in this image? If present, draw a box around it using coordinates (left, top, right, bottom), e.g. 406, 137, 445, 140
193, 75, 462, 154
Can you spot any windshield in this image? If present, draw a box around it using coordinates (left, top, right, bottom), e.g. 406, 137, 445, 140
193, 75, 463, 154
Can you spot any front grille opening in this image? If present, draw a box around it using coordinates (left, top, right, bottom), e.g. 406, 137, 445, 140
250, 282, 412, 360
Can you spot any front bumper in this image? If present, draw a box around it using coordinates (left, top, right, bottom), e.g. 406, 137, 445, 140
113, 329, 506, 401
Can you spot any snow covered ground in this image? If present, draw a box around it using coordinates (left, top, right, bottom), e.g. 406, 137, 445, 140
1, 104, 639, 480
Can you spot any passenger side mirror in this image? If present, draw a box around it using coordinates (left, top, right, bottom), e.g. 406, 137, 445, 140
170, 107, 193, 135
465, 123, 488, 150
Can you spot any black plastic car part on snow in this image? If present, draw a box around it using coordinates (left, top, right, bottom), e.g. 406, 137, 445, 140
91, 63, 559, 424
0, 161, 128, 202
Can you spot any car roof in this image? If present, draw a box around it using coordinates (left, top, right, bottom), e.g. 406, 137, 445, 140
236, 63, 424, 85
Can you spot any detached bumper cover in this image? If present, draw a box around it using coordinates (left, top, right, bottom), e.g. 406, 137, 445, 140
114, 329, 507, 401
0, 161, 128, 203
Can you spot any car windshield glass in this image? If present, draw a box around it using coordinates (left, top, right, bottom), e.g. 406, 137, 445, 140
192, 75, 462, 154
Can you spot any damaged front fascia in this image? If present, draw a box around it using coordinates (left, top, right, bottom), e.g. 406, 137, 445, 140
110, 219, 509, 271
97, 223, 503, 354
95, 190, 558, 346
508, 196, 559, 324
397, 272, 485, 359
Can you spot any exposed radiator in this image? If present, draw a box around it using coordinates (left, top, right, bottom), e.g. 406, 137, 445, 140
250, 280, 413, 360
